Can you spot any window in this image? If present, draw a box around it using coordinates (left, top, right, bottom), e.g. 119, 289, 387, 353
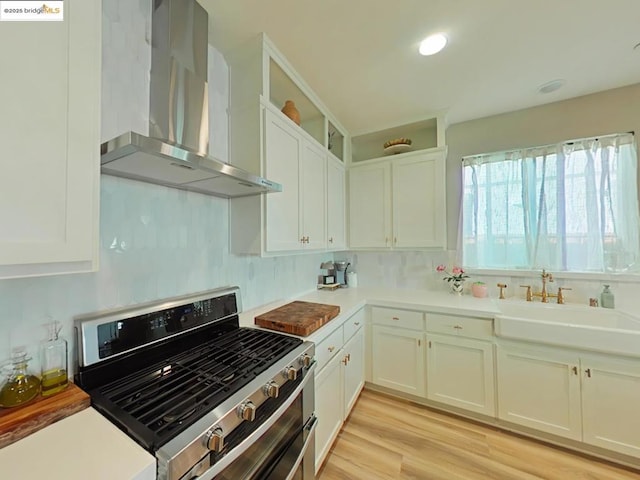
461, 133, 640, 273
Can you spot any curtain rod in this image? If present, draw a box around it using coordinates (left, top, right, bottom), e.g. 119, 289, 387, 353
461, 131, 635, 162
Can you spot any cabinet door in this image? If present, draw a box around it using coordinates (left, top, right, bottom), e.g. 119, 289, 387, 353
0, 0, 100, 278
264, 109, 302, 252
371, 325, 425, 396
496, 344, 581, 440
343, 326, 365, 419
348, 163, 391, 248
392, 153, 446, 248
326, 156, 346, 250
426, 334, 495, 417
301, 141, 326, 250
581, 354, 640, 457
314, 352, 344, 473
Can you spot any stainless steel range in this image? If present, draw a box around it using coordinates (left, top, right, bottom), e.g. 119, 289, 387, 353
74, 286, 316, 480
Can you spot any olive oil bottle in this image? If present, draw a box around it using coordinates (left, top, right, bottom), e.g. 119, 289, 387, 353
0, 349, 41, 407
40, 322, 68, 397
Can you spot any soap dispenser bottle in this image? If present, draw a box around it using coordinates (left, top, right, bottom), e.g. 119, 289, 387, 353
40, 321, 68, 397
600, 284, 615, 309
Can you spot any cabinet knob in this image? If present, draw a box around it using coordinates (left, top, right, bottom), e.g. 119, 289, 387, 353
327, 346, 336, 352
342, 356, 348, 365
394, 237, 397, 244
585, 368, 592, 378
392, 316, 399, 321
329, 237, 334, 243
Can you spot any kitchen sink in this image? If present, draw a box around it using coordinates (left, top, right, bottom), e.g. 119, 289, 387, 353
494, 301, 640, 357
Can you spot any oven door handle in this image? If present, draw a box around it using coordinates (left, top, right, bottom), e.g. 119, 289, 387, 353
284, 414, 317, 480
197, 361, 317, 480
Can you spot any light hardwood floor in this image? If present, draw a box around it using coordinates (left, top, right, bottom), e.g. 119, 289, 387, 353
317, 389, 640, 480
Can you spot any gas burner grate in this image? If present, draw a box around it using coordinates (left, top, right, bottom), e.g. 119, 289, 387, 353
95, 328, 301, 448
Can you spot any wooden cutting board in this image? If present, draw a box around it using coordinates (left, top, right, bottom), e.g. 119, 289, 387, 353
0, 382, 90, 448
255, 301, 341, 336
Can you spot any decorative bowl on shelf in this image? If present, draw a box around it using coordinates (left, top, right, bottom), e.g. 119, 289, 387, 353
383, 137, 412, 155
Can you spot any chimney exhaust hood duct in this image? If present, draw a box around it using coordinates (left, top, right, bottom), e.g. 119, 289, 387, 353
100, 0, 281, 198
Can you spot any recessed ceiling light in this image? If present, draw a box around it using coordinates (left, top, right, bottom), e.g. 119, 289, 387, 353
419, 33, 447, 56
538, 79, 566, 94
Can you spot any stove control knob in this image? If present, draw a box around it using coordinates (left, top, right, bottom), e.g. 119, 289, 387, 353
238, 401, 256, 422
205, 427, 224, 452
263, 381, 280, 399
284, 366, 297, 381
299, 354, 313, 368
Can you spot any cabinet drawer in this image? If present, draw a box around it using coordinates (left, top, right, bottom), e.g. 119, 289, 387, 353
316, 326, 344, 371
343, 308, 365, 341
426, 313, 493, 339
371, 307, 424, 331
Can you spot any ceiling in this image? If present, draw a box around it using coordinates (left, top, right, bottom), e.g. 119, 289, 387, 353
201, 0, 640, 136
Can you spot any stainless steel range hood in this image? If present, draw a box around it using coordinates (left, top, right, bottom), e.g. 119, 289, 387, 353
100, 0, 281, 198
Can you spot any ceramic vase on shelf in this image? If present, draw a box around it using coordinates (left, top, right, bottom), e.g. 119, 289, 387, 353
281, 100, 301, 125
451, 280, 464, 295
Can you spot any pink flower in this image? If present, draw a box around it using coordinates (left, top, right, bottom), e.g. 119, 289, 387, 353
452, 267, 463, 275
436, 265, 445, 272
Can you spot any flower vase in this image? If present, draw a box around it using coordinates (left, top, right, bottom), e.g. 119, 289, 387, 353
451, 281, 464, 295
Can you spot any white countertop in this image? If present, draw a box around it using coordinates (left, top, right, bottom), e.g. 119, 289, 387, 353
240, 287, 501, 343
2, 287, 499, 480
0, 407, 155, 480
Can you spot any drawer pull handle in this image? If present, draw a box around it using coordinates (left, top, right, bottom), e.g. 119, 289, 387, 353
342, 356, 348, 365
453, 325, 463, 330
572, 366, 578, 375
328, 346, 335, 353
354, 322, 360, 326
392, 317, 399, 321
585, 368, 592, 378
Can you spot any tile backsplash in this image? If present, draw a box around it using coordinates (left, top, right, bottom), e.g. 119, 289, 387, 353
0, 176, 327, 374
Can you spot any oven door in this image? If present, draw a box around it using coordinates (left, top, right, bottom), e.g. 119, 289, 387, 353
196, 363, 316, 480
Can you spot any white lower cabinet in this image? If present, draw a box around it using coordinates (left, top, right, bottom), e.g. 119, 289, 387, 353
314, 349, 344, 472
343, 326, 365, 416
314, 308, 365, 473
370, 307, 426, 397
426, 333, 495, 416
496, 343, 582, 440
581, 354, 640, 457
497, 343, 640, 458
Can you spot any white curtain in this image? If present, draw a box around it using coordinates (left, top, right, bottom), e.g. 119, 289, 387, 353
460, 133, 640, 273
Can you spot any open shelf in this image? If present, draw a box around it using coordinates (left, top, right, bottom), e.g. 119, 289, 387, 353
328, 120, 345, 161
269, 59, 324, 145
351, 118, 439, 163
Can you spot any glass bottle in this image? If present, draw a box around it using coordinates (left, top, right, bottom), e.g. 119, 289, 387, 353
600, 284, 615, 309
40, 322, 68, 397
0, 349, 41, 407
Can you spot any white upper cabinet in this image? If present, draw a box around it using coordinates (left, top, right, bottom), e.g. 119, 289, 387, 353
301, 141, 327, 250
228, 34, 348, 255
393, 152, 446, 248
264, 108, 303, 252
349, 149, 446, 250
326, 155, 346, 250
0, 0, 100, 279
348, 162, 392, 248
